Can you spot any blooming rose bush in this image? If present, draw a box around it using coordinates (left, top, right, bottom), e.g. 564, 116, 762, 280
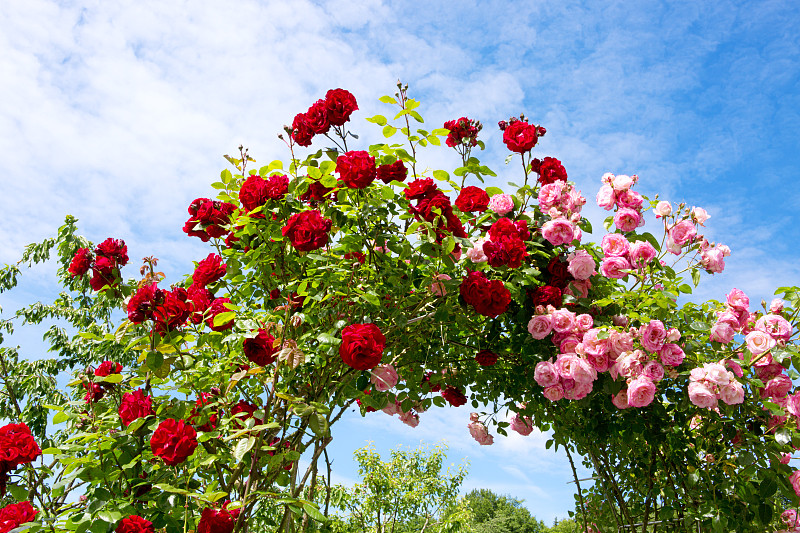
0, 84, 798, 533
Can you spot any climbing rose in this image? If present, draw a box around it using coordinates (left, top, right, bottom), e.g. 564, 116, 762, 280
468, 413, 494, 445
197, 503, 240, 533
119, 389, 154, 427
282, 210, 332, 252
243, 329, 277, 366
627, 376, 656, 408
0, 423, 42, 495
442, 386, 467, 407
455, 186, 490, 213
94, 360, 122, 377
115, 515, 154, 533
502, 120, 539, 153
487, 194, 514, 215
475, 350, 498, 366
0, 501, 38, 532
68, 248, 93, 277
336, 151, 377, 189
340, 324, 386, 371
192, 253, 226, 287
443, 117, 481, 147
531, 157, 567, 185
376, 160, 407, 184
324, 88, 358, 126
150, 419, 198, 466
371, 364, 399, 391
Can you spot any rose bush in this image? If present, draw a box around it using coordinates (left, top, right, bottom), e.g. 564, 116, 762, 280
0, 83, 797, 532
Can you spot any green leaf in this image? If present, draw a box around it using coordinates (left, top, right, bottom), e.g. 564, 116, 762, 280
366, 114, 388, 126
408, 110, 424, 123
53, 411, 70, 425
7, 484, 27, 501
759, 476, 777, 499
379, 95, 398, 105
485, 186, 503, 197
302, 501, 327, 522
100, 374, 123, 384
691, 268, 701, 287
213, 312, 236, 327
383, 125, 398, 138
234, 437, 256, 463
432, 170, 449, 181
154, 483, 190, 495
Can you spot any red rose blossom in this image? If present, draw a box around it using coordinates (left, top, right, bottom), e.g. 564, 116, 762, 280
459, 271, 511, 317
529, 285, 563, 308
475, 350, 499, 366
94, 361, 122, 377
404, 178, 438, 201
150, 418, 198, 466
197, 503, 240, 533
83, 382, 105, 404
189, 393, 219, 433
443, 117, 481, 148
231, 401, 262, 428
483, 235, 527, 269
502, 120, 539, 153
193, 253, 226, 287
115, 515, 154, 533
377, 160, 407, 184
281, 210, 332, 252
119, 389, 154, 427
264, 174, 289, 200
187, 284, 214, 324
488, 217, 530, 242
324, 88, 358, 126
205, 298, 234, 332
243, 329, 277, 366
89, 256, 118, 291
290, 113, 314, 147
305, 99, 331, 135
183, 198, 235, 242
127, 283, 164, 324
0, 501, 38, 532
68, 248, 93, 277
95, 237, 129, 267
531, 157, 567, 185
442, 386, 467, 407
336, 151, 377, 189
455, 186, 490, 213
239, 174, 268, 212
0, 424, 42, 496
299, 179, 335, 204
152, 288, 191, 334
340, 323, 386, 371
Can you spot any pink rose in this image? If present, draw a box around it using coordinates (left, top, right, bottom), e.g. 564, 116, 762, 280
534, 360, 559, 388
701, 247, 725, 273
382, 401, 401, 416
726, 288, 750, 312
629, 241, 657, 268
466, 239, 488, 263
627, 376, 656, 408
692, 207, 710, 225
488, 194, 514, 215
430, 274, 451, 296
770, 298, 784, 313
564, 379, 593, 400
764, 374, 792, 399
617, 352, 643, 379
609, 330, 634, 357
575, 314, 594, 331
640, 320, 667, 353
688, 382, 718, 409
612, 390, 630, 409
719, 381, 744, 405
611, 174, 634, 191
528, 315, 553, 340
601, 233, 630, 257
755, 314, 792, 341
643, 361, 665, 382
399, 410, 420, 427
669, 219, 696, 246
654, 201, 672, 218
541, 218, 576, 247
550, 309, 576, 333
468, 414, 494, 445
509, 413, 534, 436
658, 343, 685, 366
596, 184, 615, 210
745, 330, 776, 356
370, 364, 399, 391
790, 471, 800, 498
613, 208, 641, 232
709, 322, 735, 344
543, 383, 564, 401
600, 256, 631, 279
567, 250, 595, 280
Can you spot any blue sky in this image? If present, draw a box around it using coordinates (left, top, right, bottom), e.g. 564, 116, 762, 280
1, 0, 799, 524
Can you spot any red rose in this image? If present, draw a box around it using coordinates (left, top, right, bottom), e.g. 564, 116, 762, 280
324, 88, 358, 126
193, 253, 227, 287
340, 323, 386, 371
473, 279, 511, 318
187, 284, 214, 324
376, 160, 407, 184
127, 283, 164, 324
116, 515, 154, 533
483, 235, 527, 269
529, 285, 562, 308
488, 217, 530, 242
441, 386, 467, 407
443, 117, 481, 147
183, 198, 235, 242
0, 424, 41, 495
239, 174, 268, 212
404, 178, 438, 201
336, 151, 377, 189
0, 501, 38, 532
344, 251, 366, 264
455, 186, 489, 213
281, 210, 332, 252
83, 382, 105, 404
95, 361, 122, 377
68, 248, 93, 277
547, 256, 571, 289
89, 256, 118, 291
189, 393, 219, 432
150, 418, 198, 466
95, 237, 129, 267
305, 99, 330, 135
231, 401, 262, 428
243, 329, 277, 366
531, 157, 567, 185
152, 288, 191, 334
119, 389, 154, 427
264, 174, 289, 200
459, 271, 489, 307
502, 121, 539, 153
299, 179, 335, 204
197, 504, 240, 533
475, 350, 498, 366
290, 112, 314, 147
205, 298, 234, 332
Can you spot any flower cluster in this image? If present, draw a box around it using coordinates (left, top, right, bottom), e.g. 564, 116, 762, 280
599, 233, 656, 279
443, 117, 481, 148
290, 88, 358, 147
500, 117, 545, 153
340, 323, 386, 371
468, 413, 493, 445
687, 361, 745, 409
596, 173, 645, 233
404, 178, 467, 243
531, 157, 568, 186
69, 237, 129, 291
382, 400, 420, 428
459, 270, 511, 318
197, 502, 240, 533
239, 173, 289, 213
183, 198, 236, 243
119, 389, 154, 427
150, 418, 198, 466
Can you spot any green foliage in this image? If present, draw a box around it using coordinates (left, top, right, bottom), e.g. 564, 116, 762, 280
463, 489, 546, 533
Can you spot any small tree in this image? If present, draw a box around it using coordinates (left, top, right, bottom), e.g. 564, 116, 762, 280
331, 443, 469, 533
463, 489, 547, 533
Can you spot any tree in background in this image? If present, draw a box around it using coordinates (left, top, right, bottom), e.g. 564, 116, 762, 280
463, 489, 547, 533
330, 443, 470, 532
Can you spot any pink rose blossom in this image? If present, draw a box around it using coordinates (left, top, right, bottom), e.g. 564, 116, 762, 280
790, 471, 800, 498
709, 322, 735, 344
382, 401, 401, 416
466, 239, 488, 263
399, 410, 420, 428
596, 184, 615, 210
629, 240, 657, 268
770, 298, 785, 313
559, 335, 581, 354
581, 329, 609, 358
701, 247, 725, 273
787, 394, 800, 417
556, 355, 597, 385
666, 328, 681, 342
564, 279, 591, 299
612, 390, 630, 409
534, 360, 559, 388
726, 288, 750, 312
640, 320, 667, 353
692, 207, 710, 225
611, 174, 634, 191
371, 364, 399, 391
643, 361, 665, 382
658, 343, 685, 366
617, 190, 644, 210
468, 413, 494, 445
543, 384, 564, 401
550, 309, 576, 333
764, 374, 792, 399
430, 274, 451, 296
617, 352, 643, 379
745, 330, 776, 355
688, 381, 718, 409
575, 314, 594, 331
601, 234, 630, 257
725, 358, 744, 378
704, 363, 731, 387
528, 315, 553, 340
669, 219, 697, 246
567, 250, 596, 280
719, 381, 744, 405
609, 330, 634, 357
755, 314, 792, 341
614, 208, 642, 232
509, 413, 534, 436
627, 376, 656, 408
541, 218, 576, 247
600, 256, 631, 279
488, 194, 514, 215
539, 182, 567, 211
564, 379, 593, 400
654, 201, 672, 218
